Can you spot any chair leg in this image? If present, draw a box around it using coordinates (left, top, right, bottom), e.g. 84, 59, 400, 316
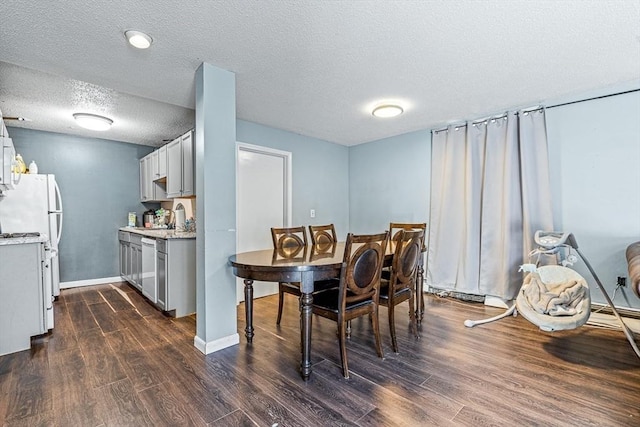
388, 302, 398, 353
276, 286, 284, 325
371, 307, 384, 359
409, 291, 419, 339
337, 320, 349, 379
346, 320, 352, 338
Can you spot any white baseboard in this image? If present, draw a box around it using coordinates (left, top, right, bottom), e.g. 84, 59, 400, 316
194, 333, 239, 355
60, 276, 124, 289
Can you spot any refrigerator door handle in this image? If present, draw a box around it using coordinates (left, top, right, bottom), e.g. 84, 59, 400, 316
53, 179, 63, 245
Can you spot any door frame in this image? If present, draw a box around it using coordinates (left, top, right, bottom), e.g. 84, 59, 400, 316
235, 142, 293, 302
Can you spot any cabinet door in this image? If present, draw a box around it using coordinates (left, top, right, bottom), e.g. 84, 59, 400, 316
139, 158, 146, 201
133, 244, 143, 291
181, 131, 194, 196
150, 150, 159, 180
124, 243, 132, 283
156, 250, 167, 310
119, 241, 126, 278
166, 138, 182, 198
158, 145, 167, 179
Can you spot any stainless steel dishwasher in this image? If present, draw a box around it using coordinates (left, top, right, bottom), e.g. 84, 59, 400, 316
141, 237, 157, 303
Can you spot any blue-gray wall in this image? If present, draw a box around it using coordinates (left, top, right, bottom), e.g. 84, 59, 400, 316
9, 127, 155, 283
237, 119, 350, 238
348, 90, 640, 309
546, 90, 640, 309
348, 130, 430, 234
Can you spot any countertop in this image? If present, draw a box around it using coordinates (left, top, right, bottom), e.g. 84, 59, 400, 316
0, 235, 49, 246
119, 227, 196, 240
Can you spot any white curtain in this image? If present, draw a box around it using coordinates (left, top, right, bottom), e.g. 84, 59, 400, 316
427, 109, 553, 300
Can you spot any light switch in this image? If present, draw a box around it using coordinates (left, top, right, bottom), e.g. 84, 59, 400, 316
310, 209, 316, 218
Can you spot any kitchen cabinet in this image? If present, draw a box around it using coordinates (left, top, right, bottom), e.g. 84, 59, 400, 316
119, 231, 142, 291
155, 238, 195, 317
140, 153, 168, 202
0, 242, 47, 355
130, 234, 143, 291
166, 130, 194, 198
118, 231, 129, 278
157, 145, 167, 179
119, 229, 195, 317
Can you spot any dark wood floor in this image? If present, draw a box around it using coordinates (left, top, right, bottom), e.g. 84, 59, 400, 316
1, 282, 639, 426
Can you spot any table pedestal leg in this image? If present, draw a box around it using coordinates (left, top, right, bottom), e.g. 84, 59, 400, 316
300, 291, 313, 381
244, 279, 254, 343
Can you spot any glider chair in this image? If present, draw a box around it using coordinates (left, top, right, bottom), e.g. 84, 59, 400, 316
311, 231, 389, 378
379, 229, 423, 353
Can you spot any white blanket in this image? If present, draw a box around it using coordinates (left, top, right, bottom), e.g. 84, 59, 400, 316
522, 273, 587, 317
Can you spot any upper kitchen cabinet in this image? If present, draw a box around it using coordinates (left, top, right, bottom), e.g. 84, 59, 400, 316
157, 145, 167, 179
166, 130, 194, 198
140, 153, 168, 202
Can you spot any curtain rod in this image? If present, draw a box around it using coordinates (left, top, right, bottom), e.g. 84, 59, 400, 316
432, 87, 640, 134
545, 88, 639, 109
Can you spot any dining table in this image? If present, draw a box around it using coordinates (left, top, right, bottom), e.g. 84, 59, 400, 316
228, 241, 425, 380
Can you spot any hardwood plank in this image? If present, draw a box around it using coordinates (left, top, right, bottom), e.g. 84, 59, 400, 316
82, 286, 108, 305
3, 348, 53, 424
211, 409, 260, 426
153, 344, 237, 424
104, 329, 166, 392
89, 301, 124, 333
138, 381, 207, 426
49, 349, 102, 426
67, 300, 99, 333
48, 301, 79, 352
99, 288, 136, 312
77, 328, 127, 388
117, 309, 169, 349
96, 378, 153, 426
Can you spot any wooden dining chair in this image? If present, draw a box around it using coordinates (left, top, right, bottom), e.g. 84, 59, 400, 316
311, 231, 389, 378
271, 226, 307, 325
271, 226, 338, 325
379, 229, 423, 352
388, 222, 427, 317
308, 224, 338, 246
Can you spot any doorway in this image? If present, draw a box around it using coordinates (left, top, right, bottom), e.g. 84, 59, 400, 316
236, 142, 292, 303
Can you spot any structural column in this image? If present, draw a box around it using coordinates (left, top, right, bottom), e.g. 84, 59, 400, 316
193, 62, 239, 353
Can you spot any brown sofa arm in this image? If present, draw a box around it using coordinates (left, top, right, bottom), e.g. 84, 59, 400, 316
627, 241, 640, 299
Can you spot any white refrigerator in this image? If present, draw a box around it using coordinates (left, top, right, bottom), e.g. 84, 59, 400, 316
0, 174, 63, 296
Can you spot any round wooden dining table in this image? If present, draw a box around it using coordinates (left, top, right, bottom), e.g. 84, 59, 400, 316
228, 242, 424, 381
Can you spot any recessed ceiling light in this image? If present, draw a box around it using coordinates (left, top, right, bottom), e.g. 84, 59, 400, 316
372, 104, 404, 118
73, 113, 113, 131
125, 30, 153, 49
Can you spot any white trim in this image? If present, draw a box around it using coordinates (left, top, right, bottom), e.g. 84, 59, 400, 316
194, 333, 240, 354
60, 276, 123, 289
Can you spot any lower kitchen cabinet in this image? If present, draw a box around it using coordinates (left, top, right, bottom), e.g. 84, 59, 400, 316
130, 234, 142, 291
155, 238, 195, 317
0, 242, 47, 356
118, 231, 142, 291
119, 230, 195, 317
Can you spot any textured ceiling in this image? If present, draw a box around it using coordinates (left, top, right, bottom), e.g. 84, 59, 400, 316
0, 0, 639, 147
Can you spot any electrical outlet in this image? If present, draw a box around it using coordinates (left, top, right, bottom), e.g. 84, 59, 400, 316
617, 276, 626, 287
310, 209, 315, 218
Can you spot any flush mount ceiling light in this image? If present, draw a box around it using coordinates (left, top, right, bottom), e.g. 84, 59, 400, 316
73, 113, 113, 131
372, 104, 404, 118
125, 30, 153, 49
